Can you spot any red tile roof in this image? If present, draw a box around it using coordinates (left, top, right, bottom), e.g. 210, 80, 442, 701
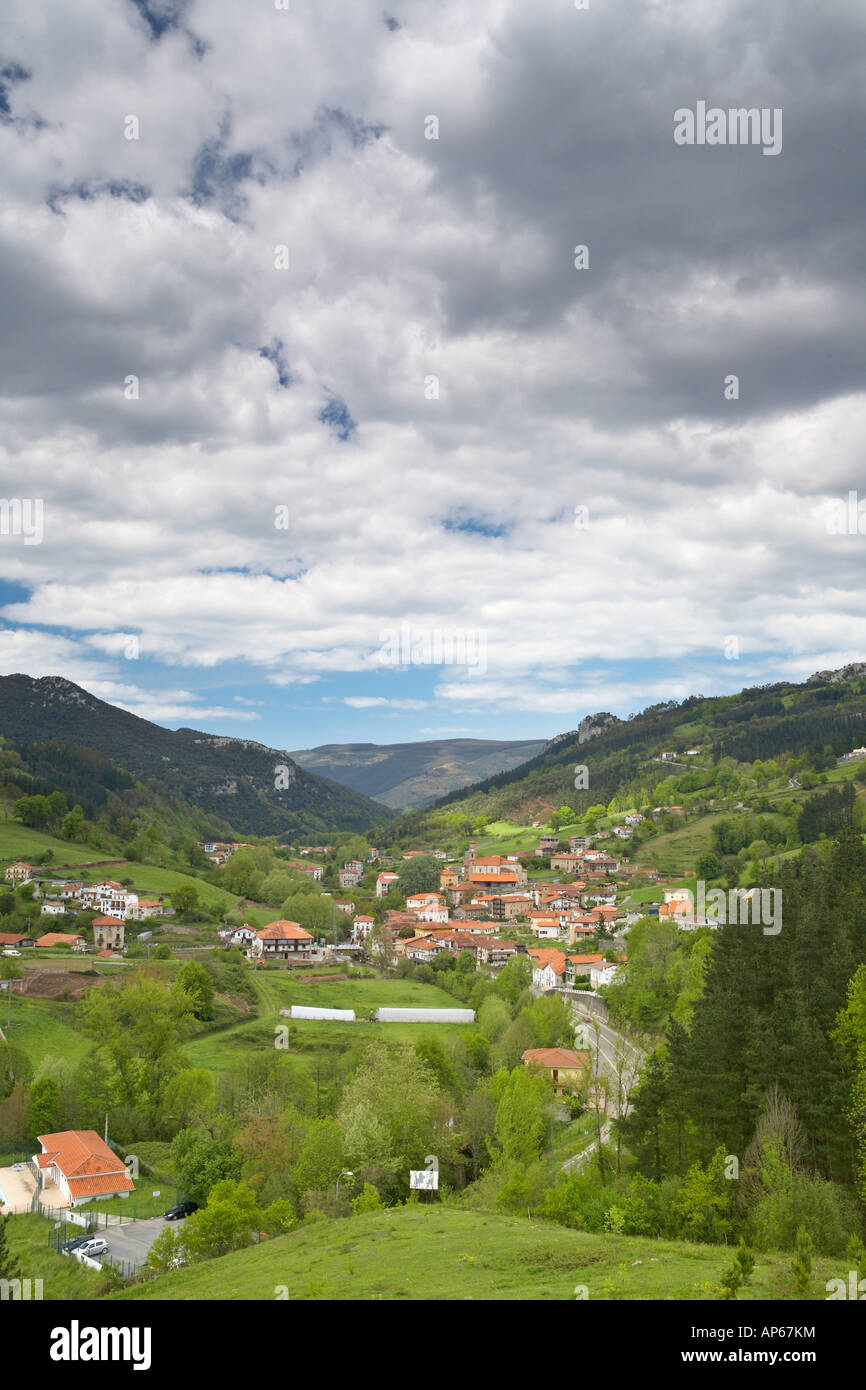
523, 1048, 589, 1069
36, 1129, 134, 1198
257, 919, 312, 941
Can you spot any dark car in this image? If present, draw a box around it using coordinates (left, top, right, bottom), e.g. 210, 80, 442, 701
61, 1234, 91, 1256
163, 1201, 199, 1220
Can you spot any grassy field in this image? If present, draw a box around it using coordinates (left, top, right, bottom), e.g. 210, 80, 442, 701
182, 971, 476, 1077
474, 821, 540, 854
106, 1204, 841, 1302
0, 822, 247, 915
5, 1213, 106, 1299
263, 973, 463, 1011
635, 816, 718, 876
1, 995, 91, 1069
0, 824, 103, 864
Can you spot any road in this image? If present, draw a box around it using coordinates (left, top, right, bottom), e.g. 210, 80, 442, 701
563, 998, 647, 1172
88, 1215, 178, 1272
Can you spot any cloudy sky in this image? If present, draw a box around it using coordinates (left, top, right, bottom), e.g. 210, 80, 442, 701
0, 0, 864, 750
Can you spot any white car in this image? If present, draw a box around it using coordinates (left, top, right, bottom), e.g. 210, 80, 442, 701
78, 1238, 109, 1259
1, 948, 21, 957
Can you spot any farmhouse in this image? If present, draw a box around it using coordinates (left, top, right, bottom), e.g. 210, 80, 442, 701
522, 1047, 589, 1097
92, 915, 125, 952
35, 933, 87, 952
250, 920, 313, 961
475, 938, 520, 969
132, 899, 171, 920
0, 932, 35, 949
4, 861, 33, 884
34, 1130, 135, 1207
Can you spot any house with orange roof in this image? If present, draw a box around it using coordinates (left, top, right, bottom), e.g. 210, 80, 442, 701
0, 931, 35, 949
376, 872, 399, 898
527, 946, 570, 989
590, 958, 627, 988
564, 953, 605, 986
475, 937, 521, 969
250, 920, 312, 961
529, 913, 564, 940
403, 936, 448, 962
35, 932, 87, 952
406, 893, 449, 923
4, 861, 34, 884
522, 1047, 589, 1097
352, 914, 375, 942
33, 1129, 135, 1208
92, 915, 125, 952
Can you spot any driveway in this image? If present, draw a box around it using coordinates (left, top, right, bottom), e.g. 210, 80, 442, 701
0, 1165, 36, 1213
100, 1216, 172, 1271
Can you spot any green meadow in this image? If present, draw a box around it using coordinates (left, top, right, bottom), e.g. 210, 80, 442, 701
106, 1204, 841, 1302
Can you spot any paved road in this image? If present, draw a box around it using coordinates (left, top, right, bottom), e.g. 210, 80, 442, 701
563, 1004, 647, 1172
99, 1216, 172, 1270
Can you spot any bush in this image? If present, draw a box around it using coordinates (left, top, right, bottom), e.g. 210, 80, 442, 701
351, 1182, 384, 1215
751, 1173, 860, 1256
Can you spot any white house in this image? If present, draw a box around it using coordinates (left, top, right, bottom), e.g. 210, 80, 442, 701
40, 901, 66, 916
220, 925, 256, 949
590, 960, 624, 988
34, 1130, 135, 1208
376, 873, 399, 898
79, 882, 139, 917
352, 914, 375, 941
250, 920, 313, 960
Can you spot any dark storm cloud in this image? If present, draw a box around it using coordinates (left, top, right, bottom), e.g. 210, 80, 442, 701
407, 0, 866, 425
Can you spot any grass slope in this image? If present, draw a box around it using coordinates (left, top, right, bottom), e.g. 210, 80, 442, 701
1, 995, 91, 1069
0, 824, 102, 864
5, 1214, 104, 1299
107, 1205, 839, 1302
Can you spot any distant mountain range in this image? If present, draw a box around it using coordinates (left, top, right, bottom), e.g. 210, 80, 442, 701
289, 737, 548, 808
0, 675, 392, 837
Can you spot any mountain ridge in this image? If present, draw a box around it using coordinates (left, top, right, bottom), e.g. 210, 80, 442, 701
0, 674, 392, 837
289, 736, 547, 808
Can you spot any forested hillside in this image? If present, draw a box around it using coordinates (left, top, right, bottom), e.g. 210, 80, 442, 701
0, 675, 392, 838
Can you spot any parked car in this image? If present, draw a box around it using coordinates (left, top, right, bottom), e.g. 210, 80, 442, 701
61, 1235, 91, 1256
163, 1201, 198, 1220
77, 1238, 109, 1258
1, 948, 20, 957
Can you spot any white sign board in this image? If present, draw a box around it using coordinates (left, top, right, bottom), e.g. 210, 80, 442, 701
410, 1170, 439, 1191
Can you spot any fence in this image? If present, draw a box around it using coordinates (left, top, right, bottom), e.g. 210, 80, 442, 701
48, 1221, 144, 1279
